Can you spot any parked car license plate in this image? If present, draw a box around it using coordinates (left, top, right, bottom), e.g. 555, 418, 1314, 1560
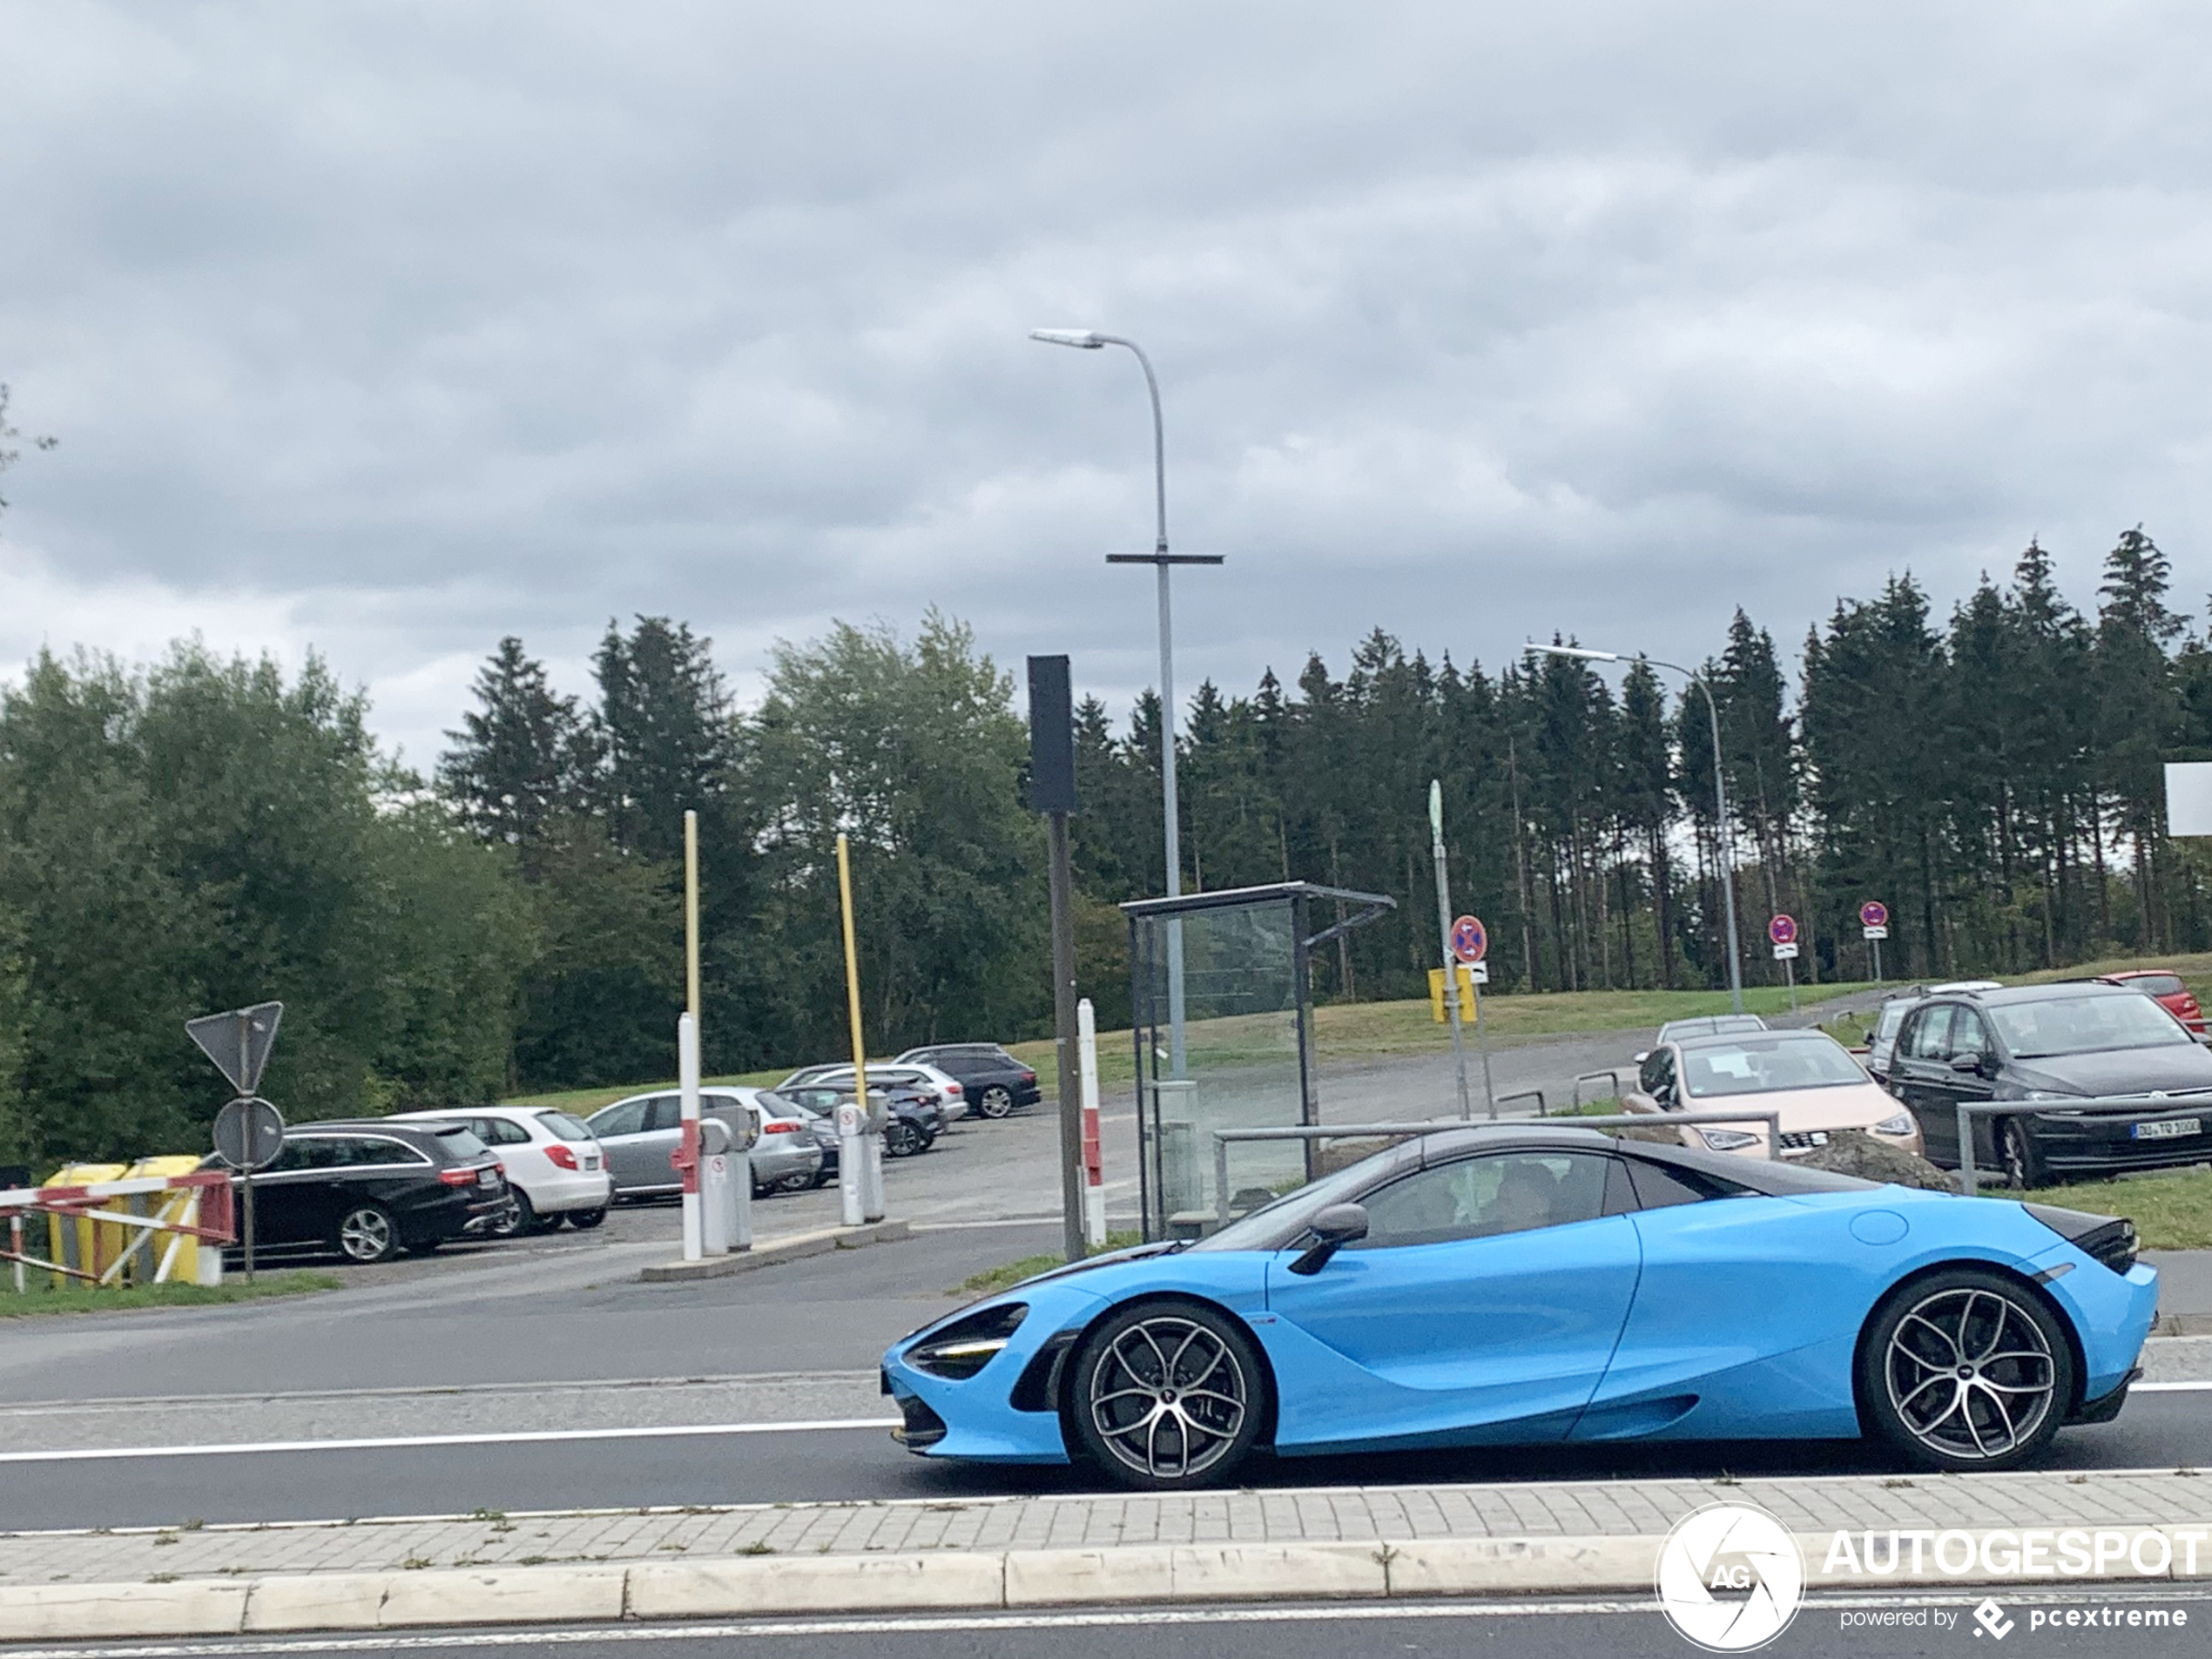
2132, 1118, 2202, 1141
477, 1166, 500, 1186
584, 1155, 600, 1170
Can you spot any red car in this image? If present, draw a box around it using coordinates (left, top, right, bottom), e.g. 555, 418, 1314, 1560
2094, 969, 2208, 1035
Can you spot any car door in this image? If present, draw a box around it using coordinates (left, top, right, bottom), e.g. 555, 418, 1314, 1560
1889, 1003, 1958, 1161
1263, 1150, 1642, 1452
590, 1097, 671, 1194
1941, 1008, 2001, 1166
244, 1136, 331, 1247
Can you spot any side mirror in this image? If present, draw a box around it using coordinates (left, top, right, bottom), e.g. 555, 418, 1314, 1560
1288, 1203, 1369, 1277
1633, 1051, 1650, 1065
1951, 1052, 1995, 1077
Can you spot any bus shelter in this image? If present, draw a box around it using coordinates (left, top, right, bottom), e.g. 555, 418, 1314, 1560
1123, 881, 1394, 1240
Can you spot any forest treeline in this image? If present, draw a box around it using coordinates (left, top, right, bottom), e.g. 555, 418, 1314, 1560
4, 529, 2211, 1163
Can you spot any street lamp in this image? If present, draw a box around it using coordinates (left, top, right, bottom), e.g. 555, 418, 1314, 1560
1531, 641, 1744, 1015
1032, 329, 1223, 1075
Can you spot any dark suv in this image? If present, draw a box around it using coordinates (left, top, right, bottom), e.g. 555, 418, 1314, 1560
1886, 982, 2212, 1186
894, 1043, 1040, 1120
201, 1120, 509, 1264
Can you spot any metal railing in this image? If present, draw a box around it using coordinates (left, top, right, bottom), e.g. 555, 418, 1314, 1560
1210, 1111, 1784, 1229
1497, 1088, 1546, 1116
1574, 1069, 1633, 1110
1952, 1095, 2212, 1197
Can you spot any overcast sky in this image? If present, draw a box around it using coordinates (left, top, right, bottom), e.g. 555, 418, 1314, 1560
5, 2, 2211, 767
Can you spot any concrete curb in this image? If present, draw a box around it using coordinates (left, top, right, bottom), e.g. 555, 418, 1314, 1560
638, 1218, 913, 1282
12, 1526, 2212, 1638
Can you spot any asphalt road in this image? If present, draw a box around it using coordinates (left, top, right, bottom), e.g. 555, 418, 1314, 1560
7, 1592, 2209, 1659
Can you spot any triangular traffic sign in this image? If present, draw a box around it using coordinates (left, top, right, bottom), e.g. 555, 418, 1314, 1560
186, 1001, 284, 1095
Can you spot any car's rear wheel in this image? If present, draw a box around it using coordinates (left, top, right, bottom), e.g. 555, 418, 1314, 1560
336, 1203, 399, 1264
566, 1207, 606, 1230
978, 1085, 1015, 1119
772, 1170, 814, 1194
490, 1191, 536, 1238
2001, 1121, 2046, 1190
1069, 1301, 1268, 1490
886, 1121, 924, 1157
1858, 1268, 2074, 1472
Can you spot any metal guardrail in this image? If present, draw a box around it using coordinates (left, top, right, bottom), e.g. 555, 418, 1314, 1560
1497, 1088, 1546, 1117
1574, 1069, 1632, 1109
1209, 1111, 1784, 1228
1952, 1094, 2212, 1197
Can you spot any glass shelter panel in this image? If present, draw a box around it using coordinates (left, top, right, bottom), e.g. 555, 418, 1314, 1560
1132, 896, 1308, 1238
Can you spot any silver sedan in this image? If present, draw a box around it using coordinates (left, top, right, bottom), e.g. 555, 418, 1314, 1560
584, 1088, 824, 1198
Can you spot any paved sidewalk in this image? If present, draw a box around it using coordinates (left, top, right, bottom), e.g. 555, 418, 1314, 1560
3, 1467, 2209, 1588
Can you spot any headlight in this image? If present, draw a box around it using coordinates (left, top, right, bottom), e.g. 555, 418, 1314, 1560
906, 1303, 1028, 1379
1873, 1114, 1914, 1136
1699, 1128, 1761, 1150
2021, 1090, 2079, 1103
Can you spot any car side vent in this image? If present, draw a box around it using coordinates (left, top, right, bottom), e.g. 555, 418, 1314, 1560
2024, 1203, 2139, 1274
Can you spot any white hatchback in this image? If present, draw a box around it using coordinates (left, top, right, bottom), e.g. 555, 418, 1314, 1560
388, 1106, 615, 1235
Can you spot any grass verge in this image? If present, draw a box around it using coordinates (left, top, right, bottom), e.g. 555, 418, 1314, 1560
1998, 1168, 2212, 1251
0, 1269, 341, 1318
955, 1231, 1143, 1299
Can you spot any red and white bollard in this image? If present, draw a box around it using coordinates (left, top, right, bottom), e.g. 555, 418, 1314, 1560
1078, 997, 1106, 1247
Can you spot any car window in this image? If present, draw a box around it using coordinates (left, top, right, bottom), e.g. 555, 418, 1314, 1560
466, 1116, 529, 1146
1987, 992, 2194, 1058
1626, 1160, 1750, 1209
642, 1096, 685, 1133
2131, 974, 2186, 998
1351, 1152, 1612, 1249
1874, 1002, 1910, 1042
1677, 1035, 1865, 1097
590, 1100, 649, 1137
270, 1137, 339, 1171
1949, 1011, 1993, 1060
425, 1124, 489, 1161
536, 1111, 593, 1141
1905, 1005, 1954, 1061
347, 1136, 427, 1167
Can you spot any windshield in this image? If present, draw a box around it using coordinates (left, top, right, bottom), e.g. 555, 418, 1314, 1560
2124, 974, 2186, 998
1875, 1003, 1911, 1041
755, 1090, 807, 1118
535, 1111, 593, 1141
1989, 993, 2192, 1059
1189, 1157, 1390, 1252
1679, 1035, 1867, 1098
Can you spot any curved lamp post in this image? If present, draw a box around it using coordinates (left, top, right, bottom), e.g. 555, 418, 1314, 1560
1532, 642, 1744, 1015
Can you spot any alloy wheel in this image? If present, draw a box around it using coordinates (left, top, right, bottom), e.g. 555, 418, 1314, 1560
1884, 1286, 2056, 1461
1085, 1314, 1249, 1481
979, 1085, 1015, 1119
339, 1205, 395, 1263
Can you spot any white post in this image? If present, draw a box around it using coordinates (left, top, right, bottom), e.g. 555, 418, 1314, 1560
732, 1145, 753, 1251
838, 1101, 865, 1228
10, 1215, 23, 1295
863, 1125, 886, 1224
679, 1013, 702, 1262
1078, 997, 1106, 1247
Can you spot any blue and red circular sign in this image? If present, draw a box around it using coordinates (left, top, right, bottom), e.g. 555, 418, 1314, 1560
1450, 914, 1488, 965
1768, 914, 1797, 948
1858, 900, 1890, 929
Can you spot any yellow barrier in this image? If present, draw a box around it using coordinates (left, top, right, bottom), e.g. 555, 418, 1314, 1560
41, 1157, 209, 1286
1426, 965, 1485, 1024
44, 1163, 130, 1285
127, 1156, 207, 1284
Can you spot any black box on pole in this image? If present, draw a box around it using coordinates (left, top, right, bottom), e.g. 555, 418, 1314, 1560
1026, 655, 1077, 815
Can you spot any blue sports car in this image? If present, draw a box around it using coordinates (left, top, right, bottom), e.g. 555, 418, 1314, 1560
882, 1125, 2157, 1489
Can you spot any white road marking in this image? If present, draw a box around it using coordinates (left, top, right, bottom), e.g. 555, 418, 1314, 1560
0, 1419, 900, 1465
2131, 1379, 2212, 1392
11, 1588, 2212, 1658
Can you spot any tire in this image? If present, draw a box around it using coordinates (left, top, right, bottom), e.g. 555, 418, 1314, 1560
810, 1168, 834, 1189
2001, 1120, 2047, 1191
1858, 1267, 2074, 1473
1068, 1300, 1269, 1490
977, 1084, 1015, 1120
886, 1121, 924, 1158
566, 1207, 606, 1231
772, 1170, 814, 1195
335, 1202, 400, 1264
489, 1191, 536, 1238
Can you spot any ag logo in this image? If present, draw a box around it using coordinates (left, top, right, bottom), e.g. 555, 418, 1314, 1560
1655, 1502, 1804, 1652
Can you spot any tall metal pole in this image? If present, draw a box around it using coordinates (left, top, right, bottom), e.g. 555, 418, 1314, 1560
1682, 670, 1745, 1015
1428, 781, 1473, 1120
1032, 330, 1222, 1081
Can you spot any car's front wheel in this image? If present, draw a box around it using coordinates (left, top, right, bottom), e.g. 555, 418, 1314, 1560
490, 1191, 536, 1238
1858, 1268, 2074, 1473
977, 1085, 1015, 1119
2001, 1120, 2047, 1190
1069, 1301, 1269, 1490
335, 1202, 400, 1264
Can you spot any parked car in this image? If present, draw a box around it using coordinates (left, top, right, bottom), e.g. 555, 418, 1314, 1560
1865, 982, 2003, 1081
778, 1063, 968, 1123
2085, 968, 2209, 1035
1622, 1028, 1921, 1159
1652, 1014, 1768, 1046
199, 1120, 509, 1264
893, 1043, 1042, 1120
1886, 982, 2212, 1187
885, 1123, 2155, 1487
388, 1106, 613, 1235
779, 1082, 941, 1157
584, 1089, 824, 1200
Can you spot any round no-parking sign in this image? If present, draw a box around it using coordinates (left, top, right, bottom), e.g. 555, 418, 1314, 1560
1450, 915, 1487, 964
1858, 900, 1890, 929
1768, 914, 1797, 948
